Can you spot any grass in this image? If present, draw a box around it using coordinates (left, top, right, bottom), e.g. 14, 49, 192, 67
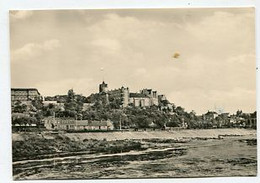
13, 134, 144, 161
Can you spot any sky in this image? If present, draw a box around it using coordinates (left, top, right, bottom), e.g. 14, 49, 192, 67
10, 8, 256, 114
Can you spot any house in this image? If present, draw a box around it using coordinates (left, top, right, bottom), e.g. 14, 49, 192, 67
12, 112, 30, 120
43, 100, 58, 106
43, 117, 114, 131
12, 113, 42, 132
82, 103, 94, 111
204, 111, 218, 120
75, 120, 114, 131
44, 117, 75, 130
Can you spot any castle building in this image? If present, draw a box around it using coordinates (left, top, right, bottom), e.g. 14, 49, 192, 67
96, 81, 129, 107
107, 87, 129, 107
129, 93, 150, 107
158, 94, 167, 101
140, 89, 159, 106
87, 81, 165, 108
99, 81, 108, 93
98, 81, 109, 104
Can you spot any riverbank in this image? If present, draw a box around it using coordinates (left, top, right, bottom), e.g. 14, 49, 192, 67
13, 128, 257, 142
12, 128, 256, 162
12, 128, 257, 180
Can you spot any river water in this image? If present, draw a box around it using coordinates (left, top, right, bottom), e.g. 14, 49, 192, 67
13, 135, 257, 180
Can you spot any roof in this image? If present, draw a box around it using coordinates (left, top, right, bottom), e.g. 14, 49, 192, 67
76, 120, 112, 126
129, 93, 149, 98
44, 117, 112, 126
12, 113, 30, 118
142, 88, 152, 92
11, 88, 39, 91
43, 101, 57, 104
11, 88, 41, 95
75, 120, 89, 126
205, 111, 218, 115
88, 120, 111, 126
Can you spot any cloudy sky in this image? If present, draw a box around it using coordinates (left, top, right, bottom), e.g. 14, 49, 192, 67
10, 8, 256, 114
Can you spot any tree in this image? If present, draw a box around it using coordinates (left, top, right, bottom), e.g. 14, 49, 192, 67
135, 115, 151, 128
166, 115, 180, 127
13, 101, 27, 113
63, 89, 84, 118
12, 116, 38, 126
43, 103, 58, 117
176, 106, 185, 116
109, 97, 122, 109
31, 99, 43, 111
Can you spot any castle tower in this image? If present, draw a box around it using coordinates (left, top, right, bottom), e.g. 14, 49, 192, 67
121, 87, 129, 107
99, 81, 108, 93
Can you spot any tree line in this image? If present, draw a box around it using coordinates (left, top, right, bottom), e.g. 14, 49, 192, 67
12, 89, 257, 129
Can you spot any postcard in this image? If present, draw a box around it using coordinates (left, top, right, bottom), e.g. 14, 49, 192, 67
10, 8, 256, 180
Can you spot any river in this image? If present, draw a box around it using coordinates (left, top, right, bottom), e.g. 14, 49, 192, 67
13, 134, 257, 180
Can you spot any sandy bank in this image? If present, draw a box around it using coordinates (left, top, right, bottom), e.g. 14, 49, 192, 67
62, 128, 256, 141
12, 128, 256, 142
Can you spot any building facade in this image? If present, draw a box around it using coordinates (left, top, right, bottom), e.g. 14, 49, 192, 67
140, 89, 159, 106
99, 81, 108, 93
43, 117, 114, 131
107, 86, 130, 107
129, 93, 150, 107
87, 81, 167, 108
11, 88, 42, 104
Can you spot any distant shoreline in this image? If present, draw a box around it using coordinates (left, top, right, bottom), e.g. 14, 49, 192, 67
13, 128, 256, 142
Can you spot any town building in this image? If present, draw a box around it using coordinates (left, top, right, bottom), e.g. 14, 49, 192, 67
42, 100, 58, 106
75, 120, 114, 131
204, 111, 218, 120
11, 113, 44, 132
43, 117, 114, 131
44, 95, 67, 103
12, 112, 30, 120
246, 117, 257, 129
11, 88, 42, 104
82, 103, 94, 111
44, 117, 75, 130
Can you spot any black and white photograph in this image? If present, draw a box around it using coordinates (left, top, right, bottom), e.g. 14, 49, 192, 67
10, 8, 257, 180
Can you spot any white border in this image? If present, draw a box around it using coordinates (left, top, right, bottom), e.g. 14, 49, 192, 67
0, 0, 259, 183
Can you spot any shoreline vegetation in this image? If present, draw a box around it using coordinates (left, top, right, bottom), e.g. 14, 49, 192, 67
12, 88, 257, 132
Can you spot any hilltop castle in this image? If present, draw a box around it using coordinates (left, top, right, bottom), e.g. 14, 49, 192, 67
87, 81, 165, 108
